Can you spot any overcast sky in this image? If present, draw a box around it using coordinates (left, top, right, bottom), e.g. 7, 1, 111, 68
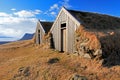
0, 0, 120, 41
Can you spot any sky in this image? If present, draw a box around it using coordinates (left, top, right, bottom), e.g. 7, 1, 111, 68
0, 0, 120, 41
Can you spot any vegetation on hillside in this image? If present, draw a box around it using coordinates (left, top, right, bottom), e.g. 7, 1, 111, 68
0, 40, 119, 80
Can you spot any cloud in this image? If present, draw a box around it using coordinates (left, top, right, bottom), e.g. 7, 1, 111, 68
11, 8, 16, 11
49, 4, 59, 11
14, 10, 42, 18
0, 16, 37, 24
50, 12, 57, 16
0, 12, 11, 17
40, 19, 47, 21
14, 10, 35, 17
45, 0, 71, 18
0, 36, 13, 38
0, 10, 40, 41
0, 19, 37, 41
0, 27, 22, 37
61, 0, 71, 8
44, 4, 59, 18
34, 9, 42, 14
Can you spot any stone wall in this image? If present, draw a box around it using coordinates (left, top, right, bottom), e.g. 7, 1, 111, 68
75, 25, 120, 66
75, 25, 102, 59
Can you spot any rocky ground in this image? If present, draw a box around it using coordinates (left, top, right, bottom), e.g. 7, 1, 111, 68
0, 40, 120, 80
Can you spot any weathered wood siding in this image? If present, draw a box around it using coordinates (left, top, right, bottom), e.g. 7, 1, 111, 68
67, 17, 77, 53
35, 22, 45, 44
51, 10, 79, 53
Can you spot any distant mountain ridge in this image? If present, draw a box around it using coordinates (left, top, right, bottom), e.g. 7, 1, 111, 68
0, 36, 12, 45
19, 33, 34, 40
0, 41, 10, 45
0, 33, 34, 45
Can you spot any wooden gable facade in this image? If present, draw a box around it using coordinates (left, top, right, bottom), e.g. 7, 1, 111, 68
35, 20, 53, 44
50, 7, 81, 53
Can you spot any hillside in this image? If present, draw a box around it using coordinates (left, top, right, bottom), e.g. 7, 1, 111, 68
19, 33, 34, 40
0, 40, 120, 80
0, 41, 10, 45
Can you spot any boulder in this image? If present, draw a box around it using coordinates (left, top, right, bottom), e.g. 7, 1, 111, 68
69, 74, 87, 80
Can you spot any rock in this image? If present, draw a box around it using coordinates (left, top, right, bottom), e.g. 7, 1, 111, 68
84, 54, 91, 59
11, 67, 31, 80
78, 50, 84, 56
47, 58, 59, 64
23, 67, 30, 77
70, 74, 87, 80
18, 67, 30, 77
88, 73, 98, 80
94, 49, 102, 56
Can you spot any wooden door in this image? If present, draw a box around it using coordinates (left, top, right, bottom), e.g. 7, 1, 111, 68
61, 29, 66, 52
38, 30, 40, 44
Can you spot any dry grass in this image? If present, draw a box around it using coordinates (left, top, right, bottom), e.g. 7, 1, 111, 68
69, 10, 120, 30
76, 26, 101, 50
0, 40, 120, 80
75, 25, 102, 59
75, 25, 120, 67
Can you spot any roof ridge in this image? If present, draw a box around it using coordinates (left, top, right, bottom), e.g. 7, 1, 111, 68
40, 22, 53, 33
67, 9, 120, 19
68, 9, 120, 30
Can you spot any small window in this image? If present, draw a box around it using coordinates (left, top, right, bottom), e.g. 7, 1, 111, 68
61, 23, 66, 28
38, 30, 40, 33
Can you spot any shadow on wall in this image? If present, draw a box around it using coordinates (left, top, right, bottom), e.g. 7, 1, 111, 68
100, 33, 120, 67
50, 33, 55, 49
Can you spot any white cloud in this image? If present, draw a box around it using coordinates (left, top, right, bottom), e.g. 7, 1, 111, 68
0, 16, 37, 24
11, 8, 16, 11
0, 27, 22, 37
34, 9, 42, 14
50, 12, 56, 16
49, 4, 59, 11
0, 12, 11, 17
14, 9, 42, 18
61, 0, 71, 8
0, 10, 40, 41
14, 10, 35, 17
44, 4, 59, 17
45, 0, 71, 18
0, 18, 37, 41
40, 19, 47, 21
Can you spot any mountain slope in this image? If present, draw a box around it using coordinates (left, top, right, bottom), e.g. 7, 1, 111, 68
0, 41, 10, 45
19, 33, 34, 40
0, 40, 119, 80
